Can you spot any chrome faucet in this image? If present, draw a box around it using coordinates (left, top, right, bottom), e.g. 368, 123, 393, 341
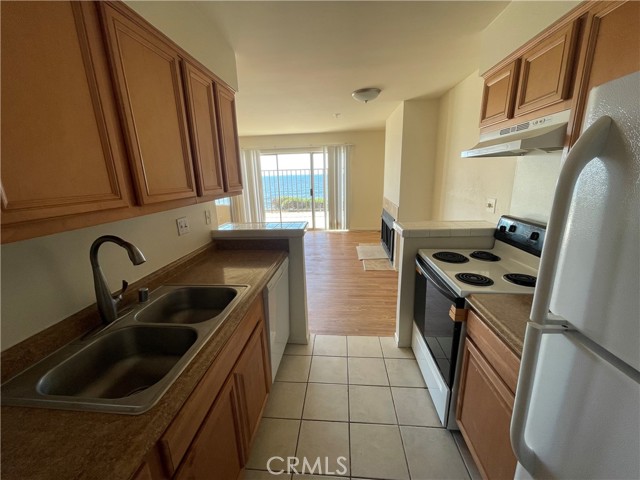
90, 235, 146, 324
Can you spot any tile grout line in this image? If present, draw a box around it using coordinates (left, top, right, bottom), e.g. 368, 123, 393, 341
380, 336, 413, 480
346, 336, 352, 478
292, 335, 315, 468
451, 431, 474, 480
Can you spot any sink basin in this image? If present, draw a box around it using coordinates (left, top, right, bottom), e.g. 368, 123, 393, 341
1, 284, 248, 414
38, 326, 197, 399
136, 286, 238, 324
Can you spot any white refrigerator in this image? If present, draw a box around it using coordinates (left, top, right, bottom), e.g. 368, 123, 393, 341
511, 71, 640, 479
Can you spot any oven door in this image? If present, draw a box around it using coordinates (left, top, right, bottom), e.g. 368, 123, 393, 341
414, 256, 465, 388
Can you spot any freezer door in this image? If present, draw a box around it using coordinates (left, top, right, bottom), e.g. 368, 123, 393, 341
522, 332, 640, 479
549, 72, 640, 371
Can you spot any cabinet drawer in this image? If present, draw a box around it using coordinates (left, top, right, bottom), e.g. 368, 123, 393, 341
466, 310, 520, 393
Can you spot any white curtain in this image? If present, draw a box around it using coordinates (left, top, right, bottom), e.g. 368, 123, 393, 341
324, 145, 351, 230
230, 149, 265, 223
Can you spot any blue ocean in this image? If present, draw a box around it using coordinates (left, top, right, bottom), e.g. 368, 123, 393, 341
261, 172, 325, 209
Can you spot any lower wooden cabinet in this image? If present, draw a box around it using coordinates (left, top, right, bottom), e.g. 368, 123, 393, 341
234, 323, 271, 453
175, 378, 244, 480
147, 294, 271, 479
456, 310, 520, 480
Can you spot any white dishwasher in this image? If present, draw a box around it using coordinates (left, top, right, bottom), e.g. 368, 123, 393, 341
264, 257, 289, 381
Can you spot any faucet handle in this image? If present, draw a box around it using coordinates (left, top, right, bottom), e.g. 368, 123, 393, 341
115, 280, 129, 300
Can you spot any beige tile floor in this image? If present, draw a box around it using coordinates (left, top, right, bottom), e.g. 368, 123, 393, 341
243, 335, 479, 480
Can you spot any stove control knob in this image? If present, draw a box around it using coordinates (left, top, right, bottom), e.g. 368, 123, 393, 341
530, 232, 540, 241
508, 225, 517, 233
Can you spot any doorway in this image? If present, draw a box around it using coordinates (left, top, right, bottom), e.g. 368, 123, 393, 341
260, 151, 326, 229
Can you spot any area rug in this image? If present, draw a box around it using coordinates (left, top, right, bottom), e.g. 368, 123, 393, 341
356, 244, 387, 260
363, 258, 394, 271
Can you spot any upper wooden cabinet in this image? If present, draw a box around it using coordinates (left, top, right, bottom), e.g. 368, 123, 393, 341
569, 1, 640, 146
514, 22, 578, 117
479, 17, 580, 129
181, 60, 226, 199
100, 2, 197, 205
479, 61, 520, 127
0, 1, 132, 225
216, 84, 243, 195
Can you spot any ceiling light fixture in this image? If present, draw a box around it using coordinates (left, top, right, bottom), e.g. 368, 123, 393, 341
352, 87, 381, 103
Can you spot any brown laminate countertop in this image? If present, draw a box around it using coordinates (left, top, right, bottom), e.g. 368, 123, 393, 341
1, 248, 287, 480
466, 293, 534, 357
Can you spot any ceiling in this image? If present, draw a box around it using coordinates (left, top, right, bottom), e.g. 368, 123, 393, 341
202, 1, 509, 137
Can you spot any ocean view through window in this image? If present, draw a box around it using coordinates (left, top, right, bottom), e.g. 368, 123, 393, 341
219, 146, 350, 229
260, 151, 327, 229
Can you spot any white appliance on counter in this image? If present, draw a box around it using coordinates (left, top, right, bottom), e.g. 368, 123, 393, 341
264, 257, 290, 382
510, 71, 640, 479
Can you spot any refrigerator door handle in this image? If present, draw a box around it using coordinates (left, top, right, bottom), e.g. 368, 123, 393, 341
515, 116, 612, 475
530, 116, 612, 325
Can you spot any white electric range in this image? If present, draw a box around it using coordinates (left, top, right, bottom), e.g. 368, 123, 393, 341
412, 216, 546, 428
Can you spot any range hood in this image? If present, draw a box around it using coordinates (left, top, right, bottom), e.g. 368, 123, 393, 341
461, 110, 570, 158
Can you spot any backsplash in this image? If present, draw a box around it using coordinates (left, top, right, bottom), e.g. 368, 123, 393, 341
509, 152, 563, 224
1, 202, 217, 351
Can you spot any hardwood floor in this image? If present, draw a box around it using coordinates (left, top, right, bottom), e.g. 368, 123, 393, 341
304, 230, 398, 337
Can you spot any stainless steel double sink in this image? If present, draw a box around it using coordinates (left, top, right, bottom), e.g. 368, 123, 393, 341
1, 285, 248, 414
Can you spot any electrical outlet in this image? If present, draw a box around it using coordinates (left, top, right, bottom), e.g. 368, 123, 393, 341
176, 216, 190, 236
204, 209, 212, 225
485, 198, 497, 213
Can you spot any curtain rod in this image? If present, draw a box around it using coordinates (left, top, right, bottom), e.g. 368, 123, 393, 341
241, 144, 354, 152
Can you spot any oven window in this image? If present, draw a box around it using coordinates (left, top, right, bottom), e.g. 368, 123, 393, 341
414, 258, 464, 388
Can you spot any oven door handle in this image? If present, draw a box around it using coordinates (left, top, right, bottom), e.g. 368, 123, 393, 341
416, 261, 458, 303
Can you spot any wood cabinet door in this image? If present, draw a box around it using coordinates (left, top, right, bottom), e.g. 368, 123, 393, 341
174, 378, 244, 480
514, 21, 578, 117
1, 1, 131, 225
456, 338, 517, 480
100, 3, 196, 205
181, 60, 226, 199
215, 84, 243, 194
569, 1, 640, 146
479, 61, 519, 127
234, 322, 271, 454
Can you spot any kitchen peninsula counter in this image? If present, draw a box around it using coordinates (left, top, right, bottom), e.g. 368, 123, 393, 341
466, 293, 534, 357
1, 247, 287, 480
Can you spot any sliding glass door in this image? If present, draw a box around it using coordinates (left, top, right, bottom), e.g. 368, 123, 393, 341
260, 151, 326, 229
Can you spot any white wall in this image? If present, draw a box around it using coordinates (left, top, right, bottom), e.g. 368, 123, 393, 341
432, 71, 517, 222
510, 153, 562, 223
398, 100, 439, 222
383, 104, 405, 207
240, 130, 385, 230
125, 1, 238, 90
383, 100, 439, 222
1, 203, 218, 351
